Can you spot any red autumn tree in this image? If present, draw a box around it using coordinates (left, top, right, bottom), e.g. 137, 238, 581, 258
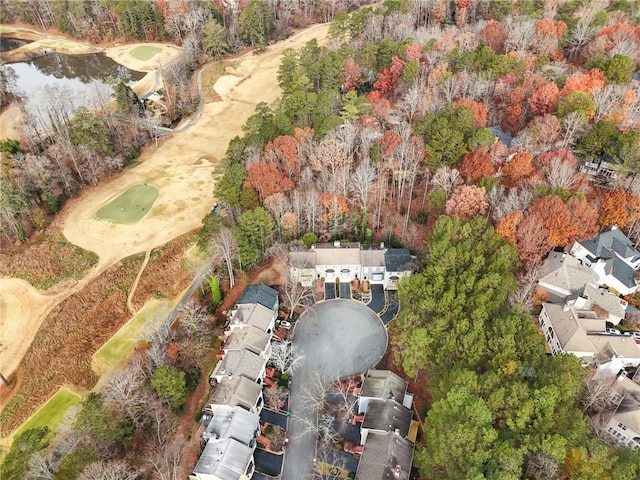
380, 130, 402, 157
599, 190, 640, 229
244, 161, 294, 201
459, 147, 496, 184
366, 91, 391, 121
445, 185, 489, 219
502, 152, 535, 187
516, 214, 551, 266
404, 43, 423, 62
263, 135, 299, 180
373, 56, 405, 93
567, 197, 600, 244
530, 194, 576, 247
341, 57, 363, 92
496, 210, 524, 245
535, 149, 578, 169
528, 82, 560, 115
481, 20, 507, 53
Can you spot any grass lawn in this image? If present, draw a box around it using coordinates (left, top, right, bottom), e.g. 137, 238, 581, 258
0, 26, 14, 33
94, 299, 168, 368
96, 183, 158, 224
129, 45, 163, 61
15, 388, 81, 440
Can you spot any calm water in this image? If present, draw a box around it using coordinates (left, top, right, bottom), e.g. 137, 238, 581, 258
0, 37, 32, 52
1, 49, 145, 129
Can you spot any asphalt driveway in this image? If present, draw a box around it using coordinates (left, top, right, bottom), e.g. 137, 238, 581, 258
325, 282, 336, 299
283, 299, 387, 480
339, 282, 351, 299
367, 284, 385, 314
255, 448, 283, 477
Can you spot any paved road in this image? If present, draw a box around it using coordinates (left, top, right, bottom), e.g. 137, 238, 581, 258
283, 300, 387, 480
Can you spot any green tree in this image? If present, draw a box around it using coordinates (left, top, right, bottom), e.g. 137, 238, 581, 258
70, 107, 113, 156
577, 120, 619, 161
151, 365, 188, 409
0, 138, 21, 155
239, 0, 274, 50
603, 54, 636, 83
74, 393, 132, 451
416, 386, 498, 480
0, 427, 50, 480
301, 232, 318, 246
233, 207, 275, 269
202, 18, 228, 59
208, 275, 222, 307
556, 91, 595, 118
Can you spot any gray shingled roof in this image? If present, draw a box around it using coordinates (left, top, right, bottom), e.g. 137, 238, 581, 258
223, 326, 270, 355
202, 405, 259, 445
192, 437, 253, 479
581, 228, 640, 262
362, 399, 412, 436
360, 369, 408, 403
603, 257, 638, 289
538, 252, 598, 301
384, 249, 413, 272
355, 432, 414, 480
207, 376, 262, 411
237, 284, 278, 311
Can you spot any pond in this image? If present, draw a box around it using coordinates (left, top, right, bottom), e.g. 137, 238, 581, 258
0, 36, 32, 52
1, 50, 145, 130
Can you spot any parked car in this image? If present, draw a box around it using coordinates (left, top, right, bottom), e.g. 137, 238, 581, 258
632, 332, 640, 340
606, 328, 621, 335
279, 320, 292, 330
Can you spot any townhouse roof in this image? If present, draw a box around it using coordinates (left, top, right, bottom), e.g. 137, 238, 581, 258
611, 393, 640, 434
192, 437, 253, 479
360, 369, 408, 403
580, 228, 640, 263
203, 405, 259, 445
592, 336, 640, 363
362, 398, 412, 437
289, 249, 316, 269
207, 376, 262, 411
384, 249, 413, 272
314, 243, 362, 266
355, 432, 414, 480
237, 284, 278, 311
214, 349, 266, 382
582, 283, 627, 320
602, 257, 638, 289
360, 248, 385, 268
230, 303, 274, 332
538, 252, 598, 301
542, 303, 604, 354
224, 326, 270, 355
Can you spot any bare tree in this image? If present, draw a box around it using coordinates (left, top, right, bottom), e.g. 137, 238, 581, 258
313, 446, 348, 480
431, 166, 462, 198
210, 227, 237, 289
264, 385, 289, 411
542, 158, 579, 189
526, 451, 560, 480
580, 374, 618, 414
146, 439, 187, 480
269, 340, 305, 375
28, 452, 56, 480
102, 364, 151, 429
508, 264, 542, 310
179, 300, 212, 337
592, 85, 625, 122
79, 459, 140, 480
560, 112, 588, 150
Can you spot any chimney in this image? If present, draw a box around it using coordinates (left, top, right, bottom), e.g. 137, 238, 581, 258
574, 294, 588, 310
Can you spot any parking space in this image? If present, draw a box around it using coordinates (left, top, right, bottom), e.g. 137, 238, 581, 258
318, 445, 360, 474
325, 282, 336, 299
339, 282, 351, 299
367, 284, 385, 314
260, 408, 288, 429
380, 290, 399, 324
254, 448, 283, 477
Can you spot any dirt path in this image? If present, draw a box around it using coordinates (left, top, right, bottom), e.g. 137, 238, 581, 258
0, 24, 330, 384
127, 249, 151, 314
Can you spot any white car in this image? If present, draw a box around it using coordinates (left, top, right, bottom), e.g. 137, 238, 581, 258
606, 328, 621, 335
279, 320, 292, 330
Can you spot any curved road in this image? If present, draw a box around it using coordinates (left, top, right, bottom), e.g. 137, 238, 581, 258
283, 299, 387, 479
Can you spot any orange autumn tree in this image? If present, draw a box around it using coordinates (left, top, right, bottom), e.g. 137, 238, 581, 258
528, 82, 560, 115
481, 20, 507, 53
559, 69, 607, 97
516, 214, 551, 266
263, 135, 299, 180
599, 189, 640, 229
530, 194, 576, 247
459, 146, 496, 184
445, 185, 489, 219
244, 161, 294, 201
496, 210, 524, 245
454, 98, 489, 128
567, 197, 600, 244
502, 152, 535, 187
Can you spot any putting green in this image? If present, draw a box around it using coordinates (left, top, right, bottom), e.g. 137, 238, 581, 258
15, 388, 81, 440
96, 183, 158, 223
129, 45, 162, 61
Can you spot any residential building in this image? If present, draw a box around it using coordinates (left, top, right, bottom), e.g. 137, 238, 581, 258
360, 398, 413, 445
358, 369, 411, 414
604, 394, 640, 451
582, 283, 627, 325
223, 326, 271, 358
202, 405, 260, 445
189, 437, 255, 480
539, 303, 640, 367
570, 227, 640, 295
579, 159, 620, 184
227, 303, 276, 334
289, 243, 414, 290
210, 349, 267, 385
537, 252, 599, 302
237, 284, 279, 312
354, 432, 414, 480
204, 376, 264, 415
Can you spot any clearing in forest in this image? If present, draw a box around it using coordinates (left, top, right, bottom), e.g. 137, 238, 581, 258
15, 388, 81, 440
95, 183, 159, 224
